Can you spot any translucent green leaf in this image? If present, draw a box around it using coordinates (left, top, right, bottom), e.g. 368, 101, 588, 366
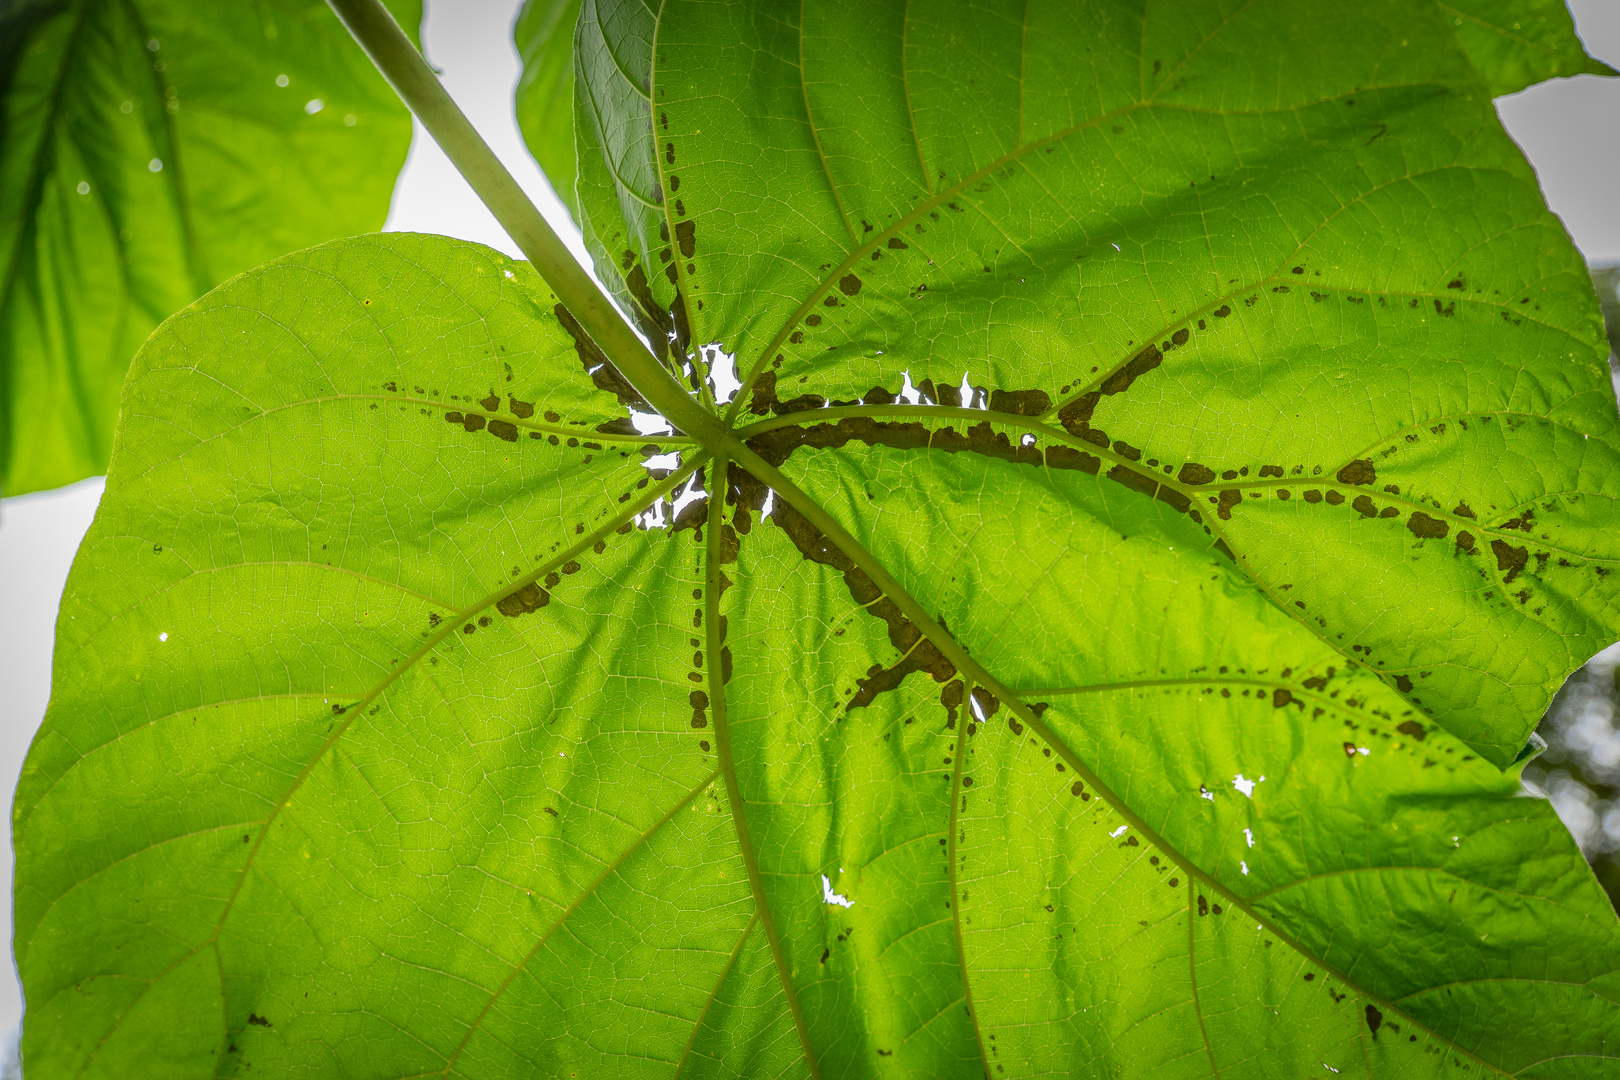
0, 0, 419, 496
17, 2, 1620, 1078
513, 0, 582, 219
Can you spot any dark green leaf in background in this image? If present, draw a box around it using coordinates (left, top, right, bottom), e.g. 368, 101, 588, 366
0, 0, 420, 496
513, 0, 581, 220
16, 1, 1620, 1078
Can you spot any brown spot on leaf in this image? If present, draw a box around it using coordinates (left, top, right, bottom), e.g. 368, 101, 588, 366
988, 388, 1050, 415
732, 466, 956, 709
1178, 462, 1215, 485
1491, 539, 1528, 583
1101, 343, 1162, 396
1406, 512, 1447, 539
839, 273, 863, 296
554, 304, 649, 408
1046, 445, 1101, 473
1336, 459, 1375, 485
1057, 392, 1101, 435
496, 582, 549, 618
673, 498, 709, 533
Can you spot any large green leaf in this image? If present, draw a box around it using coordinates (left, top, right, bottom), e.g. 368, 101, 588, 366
17, 2, 1620, 1079
0, 0, 419, 496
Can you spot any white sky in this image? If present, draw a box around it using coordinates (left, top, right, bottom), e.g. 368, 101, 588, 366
0, 0, 1616, 1047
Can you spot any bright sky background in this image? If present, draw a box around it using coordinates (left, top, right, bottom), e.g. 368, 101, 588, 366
0, 0, 1616, 1048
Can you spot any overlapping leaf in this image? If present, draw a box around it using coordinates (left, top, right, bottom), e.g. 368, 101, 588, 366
18, 1, 1620, 1078
513, 0, 582, 218
0, 0, 418, 495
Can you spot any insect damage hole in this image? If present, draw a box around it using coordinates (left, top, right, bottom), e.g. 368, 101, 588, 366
821, 873, 854, 908
704, 343, 741, 404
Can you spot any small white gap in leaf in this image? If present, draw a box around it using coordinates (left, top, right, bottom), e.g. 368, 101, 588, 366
669, 474, 707, 521
643, 451, 681, 472
632, 411, 674, 436
706, 343, 741, 404
821, 874, 854, 908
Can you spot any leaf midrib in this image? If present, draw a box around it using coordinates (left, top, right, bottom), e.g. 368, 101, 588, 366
947, 675, 991, 1068
705, 455, 825, 1080
742, 400, 1620, 565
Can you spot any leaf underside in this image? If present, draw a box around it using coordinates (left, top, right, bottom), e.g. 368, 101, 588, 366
17, 2, 1620, 1079
0, 0, 418, 496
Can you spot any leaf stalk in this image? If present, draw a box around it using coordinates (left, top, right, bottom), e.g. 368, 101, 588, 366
324, 0, 724, 445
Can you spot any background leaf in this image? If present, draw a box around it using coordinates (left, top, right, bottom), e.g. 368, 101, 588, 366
513, 0, 582, 220
0, 0, 420, 497
18, 2, 1620, 1078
